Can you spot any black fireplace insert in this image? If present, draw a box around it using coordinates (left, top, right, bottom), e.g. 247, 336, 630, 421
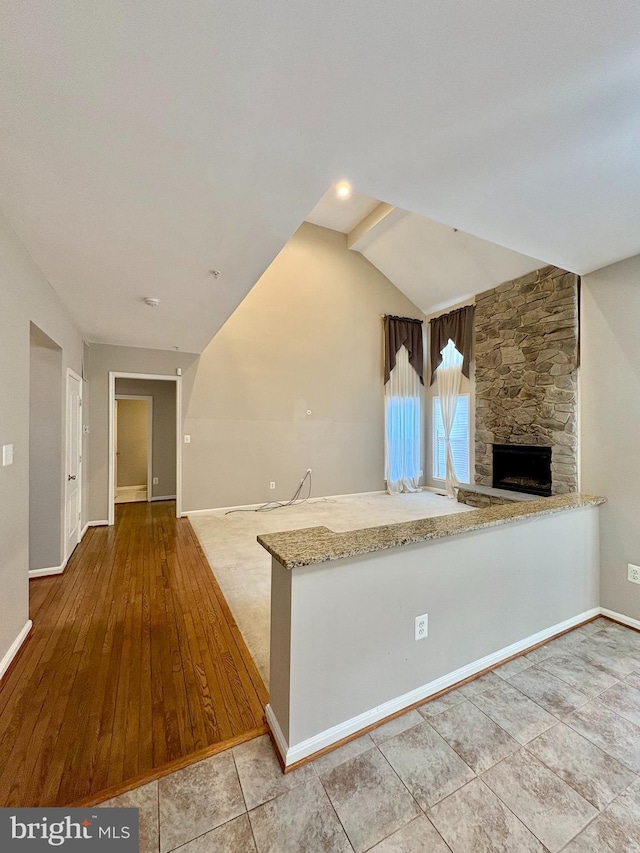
492, 444, 552, 496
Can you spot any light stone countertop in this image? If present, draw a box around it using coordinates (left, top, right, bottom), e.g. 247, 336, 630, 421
257, 493, 606, 569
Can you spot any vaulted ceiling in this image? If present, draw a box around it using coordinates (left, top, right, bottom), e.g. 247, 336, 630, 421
1, 2, 639, 351
306, 189, 545, 315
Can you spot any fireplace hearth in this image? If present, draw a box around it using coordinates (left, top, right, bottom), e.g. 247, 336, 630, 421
492, 444, 552, 497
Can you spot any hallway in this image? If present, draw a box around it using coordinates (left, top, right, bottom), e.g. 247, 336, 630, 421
0, 502, 267, 807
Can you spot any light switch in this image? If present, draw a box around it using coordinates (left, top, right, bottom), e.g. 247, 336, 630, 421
2, 444, 14, 466
184, 434, 191, 444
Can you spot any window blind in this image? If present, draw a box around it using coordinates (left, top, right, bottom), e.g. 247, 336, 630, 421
433, 394, 470, 483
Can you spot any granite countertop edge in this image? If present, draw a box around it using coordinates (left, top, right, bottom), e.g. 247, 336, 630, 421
257, 493, 606, 569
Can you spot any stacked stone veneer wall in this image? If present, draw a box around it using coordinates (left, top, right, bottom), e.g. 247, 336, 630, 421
475, 265, 579, 495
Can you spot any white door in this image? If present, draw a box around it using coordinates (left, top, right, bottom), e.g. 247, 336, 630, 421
114, 399, 119, 492
65, 371, 82, 559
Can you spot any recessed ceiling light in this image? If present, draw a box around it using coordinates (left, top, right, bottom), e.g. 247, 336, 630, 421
336, 182, 352, 200
143, 297, 160, 307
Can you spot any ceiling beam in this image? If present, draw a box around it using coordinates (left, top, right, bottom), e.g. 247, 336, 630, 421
347, 202, 396, 251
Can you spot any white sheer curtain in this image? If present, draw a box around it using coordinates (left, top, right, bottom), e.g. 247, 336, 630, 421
436, 339, 464, 498
385, 345, 421, 494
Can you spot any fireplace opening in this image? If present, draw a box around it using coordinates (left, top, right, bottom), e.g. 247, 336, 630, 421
492, 444, 552, 496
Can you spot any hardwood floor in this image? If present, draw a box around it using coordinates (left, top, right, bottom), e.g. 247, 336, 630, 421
0, 501, 268, 807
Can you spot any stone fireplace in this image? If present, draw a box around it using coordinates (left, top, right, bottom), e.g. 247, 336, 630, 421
492, 444, 552, 496
474, 265, 579, 495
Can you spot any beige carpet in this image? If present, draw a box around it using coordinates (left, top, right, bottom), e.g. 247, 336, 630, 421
190, 490, 472, 686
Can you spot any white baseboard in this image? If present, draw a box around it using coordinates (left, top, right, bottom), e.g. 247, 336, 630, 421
183, 490, 388, 517
150, 495, 176, 502
29, 561, 67, 578
0, 620, 32, 682
80, 518, 108, 539
600, 608, 640, 631
267, 607, 600, 768
79, 519, 109, 536
265, 705, 290, 764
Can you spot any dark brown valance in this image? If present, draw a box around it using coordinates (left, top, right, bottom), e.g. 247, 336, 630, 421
383, 315, 424, 385
429, 305, 474, 385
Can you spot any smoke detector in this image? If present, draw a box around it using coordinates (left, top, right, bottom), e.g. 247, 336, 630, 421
143, 297, 160, 307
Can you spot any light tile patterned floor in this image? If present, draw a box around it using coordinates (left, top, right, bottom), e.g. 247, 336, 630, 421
115, 485, 148, 503
100, 618, 640, 852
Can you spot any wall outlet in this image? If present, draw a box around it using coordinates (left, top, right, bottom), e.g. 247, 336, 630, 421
628, 564, 640, 585
2, 444, 13, 467
184, 435, 191, 444
414, 613, 428, 641
269, 481, 276, 490
153, 477, 159, 485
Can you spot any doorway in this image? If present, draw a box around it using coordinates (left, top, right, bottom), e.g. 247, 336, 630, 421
108, 372, 181, 524
65, 369, 83, 561
29, 324, 64, 575
114, 396, 153, 504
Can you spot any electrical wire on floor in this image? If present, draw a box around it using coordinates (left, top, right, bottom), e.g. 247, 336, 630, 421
225, 469, 313, 515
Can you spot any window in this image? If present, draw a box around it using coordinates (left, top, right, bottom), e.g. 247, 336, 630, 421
384, 346, 422, 493
433, 394, 470, 483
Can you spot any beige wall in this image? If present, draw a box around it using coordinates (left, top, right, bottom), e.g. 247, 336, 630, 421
270, 504, 600, 757
116, 379, 177, 498
87, 223, 424, 516
182, 222, 424, 510
0, 209, 84, 667
87, 347, 197, 520
581, 257, 640, 621
116, 399, 149, 487
29, 326, 63, 570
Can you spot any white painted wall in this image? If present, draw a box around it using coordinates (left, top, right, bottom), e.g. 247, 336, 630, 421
0, 209, 84, 670
269, 505, 600, 759
581, 257, 640, 621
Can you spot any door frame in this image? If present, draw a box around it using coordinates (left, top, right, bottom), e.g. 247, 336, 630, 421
65, 368, 83, 563
108, 372, 182, 525
114, 394, 154, 502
